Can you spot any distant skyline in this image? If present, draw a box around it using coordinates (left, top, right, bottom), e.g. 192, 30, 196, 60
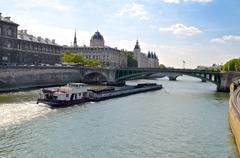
1, 0, 240, 68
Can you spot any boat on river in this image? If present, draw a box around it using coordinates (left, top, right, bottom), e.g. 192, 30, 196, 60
37, 83, 162, 108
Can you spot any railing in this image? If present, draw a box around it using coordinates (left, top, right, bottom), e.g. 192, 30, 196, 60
117, 68, 221, 74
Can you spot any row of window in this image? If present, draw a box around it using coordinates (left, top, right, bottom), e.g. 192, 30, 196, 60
0, 27, 14, 36
68, 47, 118, 51
1, 39, 62, 54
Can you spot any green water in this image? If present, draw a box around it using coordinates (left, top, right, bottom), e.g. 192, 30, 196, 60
0, 76, 239, 158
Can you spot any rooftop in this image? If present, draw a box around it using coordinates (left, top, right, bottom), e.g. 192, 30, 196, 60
17, 30, 59, 45
0, 13, 19, 26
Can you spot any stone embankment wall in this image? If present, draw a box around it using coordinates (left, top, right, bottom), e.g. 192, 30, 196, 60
0, 66, 81, 92
229, 83, 240, 154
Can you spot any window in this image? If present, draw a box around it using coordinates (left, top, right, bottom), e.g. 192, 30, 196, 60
7, 28, 12, 36
79, 93, 81, 96
66, 94, 69, 97
0, 27, 2, 35
2, 56, 8, 61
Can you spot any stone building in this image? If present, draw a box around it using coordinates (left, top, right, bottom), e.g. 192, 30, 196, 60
64, 30, 127, 68
132, 40, 159, 68
0, 13, 62, 65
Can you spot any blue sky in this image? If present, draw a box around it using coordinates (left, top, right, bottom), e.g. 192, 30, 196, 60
1, 0, 240, 68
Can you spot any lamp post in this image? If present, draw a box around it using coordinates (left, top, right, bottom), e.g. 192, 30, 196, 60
183, 60, 186, 69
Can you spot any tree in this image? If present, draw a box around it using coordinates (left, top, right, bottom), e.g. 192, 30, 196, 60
222, 58, 240, 72
127, 54, 138, 67
159, 64, 166, 69
62, 52, 102, 67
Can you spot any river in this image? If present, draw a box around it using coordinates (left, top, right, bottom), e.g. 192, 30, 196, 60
0, 76, 239, 158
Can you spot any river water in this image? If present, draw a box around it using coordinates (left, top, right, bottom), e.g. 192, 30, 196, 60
0, 76, 239, 158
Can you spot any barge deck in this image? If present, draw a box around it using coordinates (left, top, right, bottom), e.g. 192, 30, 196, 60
37, 83, 162, 108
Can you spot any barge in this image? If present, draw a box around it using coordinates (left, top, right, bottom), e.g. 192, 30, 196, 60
37, 83, 162, 108
229, 80, 240, 155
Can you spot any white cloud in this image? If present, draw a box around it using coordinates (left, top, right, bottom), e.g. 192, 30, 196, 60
163, 0, 180, 4
163, 0, 212, 3
14, 0, 76, 11
184, 0, 212, 3
12, 15, 90, 45
211, 35, 240, 44
108, 39, 238, 68
159, 23, 202, 37
116, 3, 150, 21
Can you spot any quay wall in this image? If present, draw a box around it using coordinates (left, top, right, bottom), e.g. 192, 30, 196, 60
229, 84, 240, 155
0, 66, 82, 92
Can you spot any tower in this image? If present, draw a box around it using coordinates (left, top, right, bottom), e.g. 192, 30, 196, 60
133, 40, 141, 53
73, 28, 77, 47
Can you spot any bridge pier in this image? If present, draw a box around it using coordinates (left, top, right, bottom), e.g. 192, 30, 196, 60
169, 76, 177, 81
217, 72, 240, 92
168, 74, 181, 81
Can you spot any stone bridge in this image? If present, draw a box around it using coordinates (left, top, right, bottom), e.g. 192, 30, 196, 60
0, 66, 240, 92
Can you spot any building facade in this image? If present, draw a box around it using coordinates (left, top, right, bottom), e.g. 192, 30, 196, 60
0, 13, 62, 65
64, 30, 128, 68
132, 40, 159, 68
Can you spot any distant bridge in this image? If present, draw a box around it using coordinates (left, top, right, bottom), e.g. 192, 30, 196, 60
114, 68, 240, 92
0, 66, 240, 92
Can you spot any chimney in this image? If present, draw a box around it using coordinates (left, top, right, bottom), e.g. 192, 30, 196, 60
52, 39, 55, 44
24, 30, 27, 34
0, 13, 2, 20
5, 16, 11, 21
37, 36, 42, 41
45, 38, 49, 43
29, 35, 33, 40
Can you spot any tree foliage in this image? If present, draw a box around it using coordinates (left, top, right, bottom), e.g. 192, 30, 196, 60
127, 54, 138, 67
222, 58, 240, 72
159, 64, 166, 69
62, 51, 102, 66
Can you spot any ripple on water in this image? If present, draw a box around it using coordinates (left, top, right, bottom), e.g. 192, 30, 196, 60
0, 101, 51, 128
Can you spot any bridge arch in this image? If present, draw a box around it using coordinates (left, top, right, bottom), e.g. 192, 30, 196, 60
83, 72, 108, 84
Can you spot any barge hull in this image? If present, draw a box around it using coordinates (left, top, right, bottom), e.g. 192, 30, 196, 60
37, 84, 162, 108
91, 85, 162, 101
37, 98, 88, 108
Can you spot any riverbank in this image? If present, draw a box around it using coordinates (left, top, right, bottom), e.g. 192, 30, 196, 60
229, 83, 240, 155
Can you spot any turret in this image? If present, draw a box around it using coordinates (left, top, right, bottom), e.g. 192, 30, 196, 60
147, 51, 151, 58
133, 40, 141, 53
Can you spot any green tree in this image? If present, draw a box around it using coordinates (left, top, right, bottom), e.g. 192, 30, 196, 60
222, 58, 240, 72
127, 54, 138, 67
159, 64, 166, 69
62, 52, 102, 67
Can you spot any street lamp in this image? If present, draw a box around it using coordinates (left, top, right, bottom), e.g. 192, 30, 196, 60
183, 60, 186, 69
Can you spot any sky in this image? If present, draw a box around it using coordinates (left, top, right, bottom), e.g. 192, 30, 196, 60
1, 0, 240, 68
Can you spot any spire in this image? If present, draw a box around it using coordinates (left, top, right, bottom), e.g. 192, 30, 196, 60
154, 52, 157, 59
148, 51, 151, 58
134, 40, 140, 50
74, 28, 77, 47
151, 52, 154, 58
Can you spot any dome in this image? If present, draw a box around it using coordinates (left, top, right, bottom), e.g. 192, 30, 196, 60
90, 30, 105, 47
